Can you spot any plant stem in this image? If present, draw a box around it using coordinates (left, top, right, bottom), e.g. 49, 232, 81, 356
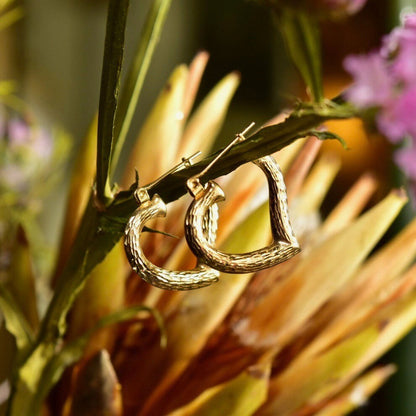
96, 0, 130, 205
278, 8, 323, 102
110, 0, 172, 179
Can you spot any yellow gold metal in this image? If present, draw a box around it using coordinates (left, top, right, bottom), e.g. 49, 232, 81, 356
193, 122, 255, 182
185, 125, 300, 274
124, 153, 219, 290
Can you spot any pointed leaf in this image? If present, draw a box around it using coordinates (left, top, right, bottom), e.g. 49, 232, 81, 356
122, 64, 188, 187
310, 129, 348, 149
178, 71, 240, 157
295, 152, 341, 215
53, 117, 98, 283
278, 8, 323, 102
96, 0, 130, 203
302, 220, 416, 359
67, 242, 127, 355
284, 137, 322, 201
322, 172, 378, 236
8, 226, 38, 331
314, 365, 396, 416
182, 51, 210, 120
170, 363, 270, 416
0, 285, 33, 352
265, 290, 416, 416
0, 6, 23, 32
307, 290, 416, 407
264, 327, 379, 415
111, 0, 173, 174
139, 202, 273, 414
66, 350, 122, 416
234, 190, 407, 351
13, 305, 164, 415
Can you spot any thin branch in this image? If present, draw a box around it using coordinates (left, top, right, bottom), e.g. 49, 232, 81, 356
110, 0, 172, 178
96, 0, 130, 205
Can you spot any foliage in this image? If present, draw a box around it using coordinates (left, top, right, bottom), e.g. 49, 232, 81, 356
0, 1, 414, 415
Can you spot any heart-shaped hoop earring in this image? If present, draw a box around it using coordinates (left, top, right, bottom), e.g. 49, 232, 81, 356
124, 153, 220, 290
184, 124, 300, 274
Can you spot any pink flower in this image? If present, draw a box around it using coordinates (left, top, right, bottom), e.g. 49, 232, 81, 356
8, 117, 30, 146
0, 113, 55, 193
377, 85, 416, 143
343, 52, 393, 107
395, 146, 416, 178
344, 12, 416, 200
383, 14, 416, 85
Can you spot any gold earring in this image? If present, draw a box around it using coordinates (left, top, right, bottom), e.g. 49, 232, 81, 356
185, 124, 300, 274
124, 153, 220, 290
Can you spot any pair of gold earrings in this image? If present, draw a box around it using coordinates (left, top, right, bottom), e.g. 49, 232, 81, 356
124, 124, 300, 291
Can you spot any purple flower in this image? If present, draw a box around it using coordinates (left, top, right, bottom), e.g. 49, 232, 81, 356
8, 117, 30, 146
344, 11, 416, 200
395, 146, 416, 179
0, 113, 55, 193
343, 52, 393, 107
377, 85, 416, 143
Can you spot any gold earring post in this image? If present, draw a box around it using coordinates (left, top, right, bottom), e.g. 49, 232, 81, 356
187, 122, 255, 196
134, 151, 201, 204
193, 122, 255, 181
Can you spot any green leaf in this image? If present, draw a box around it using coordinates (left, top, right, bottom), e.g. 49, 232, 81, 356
278, 8, 323, 102
0, 285, 33, 353
96, 0, 130, 205
38, 306, 165, 407
170, 363, 270, 416
308, 129, 348, 149
108, 99, 356, 224
0, 6, 23, 32
9, 306, 165, 415
143, 226, 179, 239
111, 0, 173, 177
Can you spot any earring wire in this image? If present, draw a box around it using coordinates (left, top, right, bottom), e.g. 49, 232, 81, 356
134, 151, 201, 204
193, 122, 255, 181
186, 122, 255, 197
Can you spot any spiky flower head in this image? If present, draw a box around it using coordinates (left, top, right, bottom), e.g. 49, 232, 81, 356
54, 53, 416, 416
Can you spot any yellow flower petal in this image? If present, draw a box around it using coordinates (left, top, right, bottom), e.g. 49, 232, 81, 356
169, 362, 270, 416
178, 71, 240, 157
122, 64, 188, 187
53, 116, 98, 283
302, 365, 396, 416
139, 202, 273, 414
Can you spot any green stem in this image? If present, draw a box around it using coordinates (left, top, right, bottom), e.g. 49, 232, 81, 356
96, 0, 130, 205
278, 8, 323, 102
110, 0, 172, 179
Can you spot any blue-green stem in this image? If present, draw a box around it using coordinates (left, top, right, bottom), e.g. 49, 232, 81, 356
110, 0, 172, 179
278, 8, 323, 103
96, 0, 130, 205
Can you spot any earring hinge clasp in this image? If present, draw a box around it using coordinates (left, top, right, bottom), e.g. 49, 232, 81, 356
134, 151, 201, 204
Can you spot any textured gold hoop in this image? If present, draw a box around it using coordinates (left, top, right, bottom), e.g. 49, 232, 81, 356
124, 154, 220, 290
185, 155, 300, 274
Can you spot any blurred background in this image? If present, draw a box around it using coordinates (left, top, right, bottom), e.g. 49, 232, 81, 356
0, 0, 415, 414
